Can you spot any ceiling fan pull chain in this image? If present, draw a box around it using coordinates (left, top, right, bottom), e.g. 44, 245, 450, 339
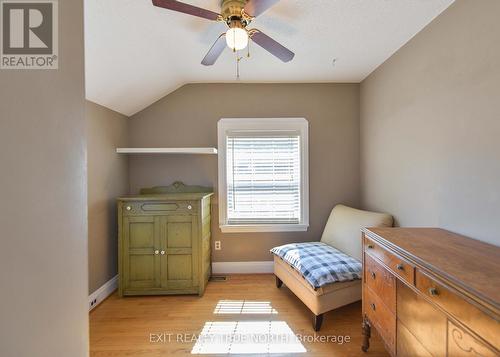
236, 51, 240, 79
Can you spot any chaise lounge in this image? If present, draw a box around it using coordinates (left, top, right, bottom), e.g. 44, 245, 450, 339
271, 204, 393, 331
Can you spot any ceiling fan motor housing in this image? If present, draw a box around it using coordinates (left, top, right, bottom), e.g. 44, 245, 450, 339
221, 0, 250, 26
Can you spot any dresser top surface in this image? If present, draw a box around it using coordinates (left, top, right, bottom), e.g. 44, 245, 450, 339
363, 227, 500, 308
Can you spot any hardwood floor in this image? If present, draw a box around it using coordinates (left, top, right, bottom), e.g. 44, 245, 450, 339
90, 274, 388, 356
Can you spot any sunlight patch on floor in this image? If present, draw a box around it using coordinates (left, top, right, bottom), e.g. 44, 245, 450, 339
191, 321, 307, 354
213, 300, 279, 315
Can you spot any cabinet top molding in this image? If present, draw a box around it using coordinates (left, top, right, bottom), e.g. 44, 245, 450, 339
118, 181, 214, 201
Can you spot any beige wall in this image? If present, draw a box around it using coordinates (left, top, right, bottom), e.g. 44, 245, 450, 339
86, 101, 129, 294
129, 83, 360, 261
360, 0, 500, 246
0, 1, 88, 356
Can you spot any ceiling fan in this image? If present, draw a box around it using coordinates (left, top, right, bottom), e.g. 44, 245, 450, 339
152, 0, 295, 66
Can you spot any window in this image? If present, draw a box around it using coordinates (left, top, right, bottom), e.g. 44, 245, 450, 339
218, 118, 309, 233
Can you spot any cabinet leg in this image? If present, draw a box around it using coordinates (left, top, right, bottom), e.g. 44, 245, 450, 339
313, 313, 324, 332
275, 275, 283, 288
361, 318, 371, 352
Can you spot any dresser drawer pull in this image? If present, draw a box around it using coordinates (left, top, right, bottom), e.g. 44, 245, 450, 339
126, 206, 132, 211
187, 205, 192, 210
370, 303, 376, 311
371, 271, 376, 279
154, 250, 159, 255
160, 250, 165, 255
429, 287, 439, 296
396, 264, 405, 271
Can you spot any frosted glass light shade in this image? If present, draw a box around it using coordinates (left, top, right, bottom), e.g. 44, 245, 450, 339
226, 28, 248, 51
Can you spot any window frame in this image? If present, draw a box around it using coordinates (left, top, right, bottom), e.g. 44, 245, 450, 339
217, 118, 309, 233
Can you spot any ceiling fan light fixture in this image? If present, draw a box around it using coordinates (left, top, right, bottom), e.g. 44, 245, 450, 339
226, 27, 248, 51
152, 0, 294, 65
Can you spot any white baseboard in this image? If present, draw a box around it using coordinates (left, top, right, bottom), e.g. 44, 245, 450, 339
212, 261, 274, 274
89, 275, 118, 311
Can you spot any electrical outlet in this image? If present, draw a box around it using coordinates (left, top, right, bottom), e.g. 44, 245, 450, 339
214, 241, 221, 250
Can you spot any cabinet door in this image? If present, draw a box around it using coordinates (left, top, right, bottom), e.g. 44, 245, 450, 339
397, 280, 447, 356
160, 215, 198, 290
448, 320, 498, 357
122, 216, 161, 291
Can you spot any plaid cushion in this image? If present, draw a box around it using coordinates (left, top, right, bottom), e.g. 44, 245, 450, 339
270, 242, 362, 289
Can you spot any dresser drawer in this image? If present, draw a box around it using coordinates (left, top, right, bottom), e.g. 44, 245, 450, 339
415, 269, 500, 351
121, 201, 197, 215
364, 253, 396, 313
364, 286, 396, 355
364, 236, 415, 285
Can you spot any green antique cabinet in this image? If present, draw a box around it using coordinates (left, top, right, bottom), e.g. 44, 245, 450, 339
117, 182, 213, 297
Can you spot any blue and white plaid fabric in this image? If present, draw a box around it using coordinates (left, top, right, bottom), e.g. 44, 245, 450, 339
270, 242, 362, 289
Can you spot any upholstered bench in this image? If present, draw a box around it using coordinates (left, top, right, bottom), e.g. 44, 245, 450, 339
270, 205, 393, 331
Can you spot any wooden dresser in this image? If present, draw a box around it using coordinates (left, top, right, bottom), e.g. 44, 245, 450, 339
117, 182, 213, 297
361, 228, 499, 356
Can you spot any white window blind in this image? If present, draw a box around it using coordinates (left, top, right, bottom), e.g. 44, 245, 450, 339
226, 135, 301, 225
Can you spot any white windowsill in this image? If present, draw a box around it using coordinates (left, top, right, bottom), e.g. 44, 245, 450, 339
220, 224, 309, 233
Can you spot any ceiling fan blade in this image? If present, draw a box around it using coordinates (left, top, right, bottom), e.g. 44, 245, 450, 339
201, 34, 227, 66
250, 29, 294, 62
244, 0, 280, 17
152, 0, 220, 21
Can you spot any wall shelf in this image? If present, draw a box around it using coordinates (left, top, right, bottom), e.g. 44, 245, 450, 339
116, 147, 218, 155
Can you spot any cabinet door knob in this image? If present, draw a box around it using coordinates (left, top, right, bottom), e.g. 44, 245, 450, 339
429, 288, 439, 296
154, 250, 159, 255
160, 250, 165, 255
371, 271, 376, 279
396, 264, 405, 271
367, 244, 374, 249
370, 303, 376, 311
187, 205, 192, 210
126, 206, 132, 211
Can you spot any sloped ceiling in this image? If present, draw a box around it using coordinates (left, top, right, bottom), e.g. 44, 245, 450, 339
85, 0, 454, 116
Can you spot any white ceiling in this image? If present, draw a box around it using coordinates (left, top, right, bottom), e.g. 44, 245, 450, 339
85, 0, 454, 116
